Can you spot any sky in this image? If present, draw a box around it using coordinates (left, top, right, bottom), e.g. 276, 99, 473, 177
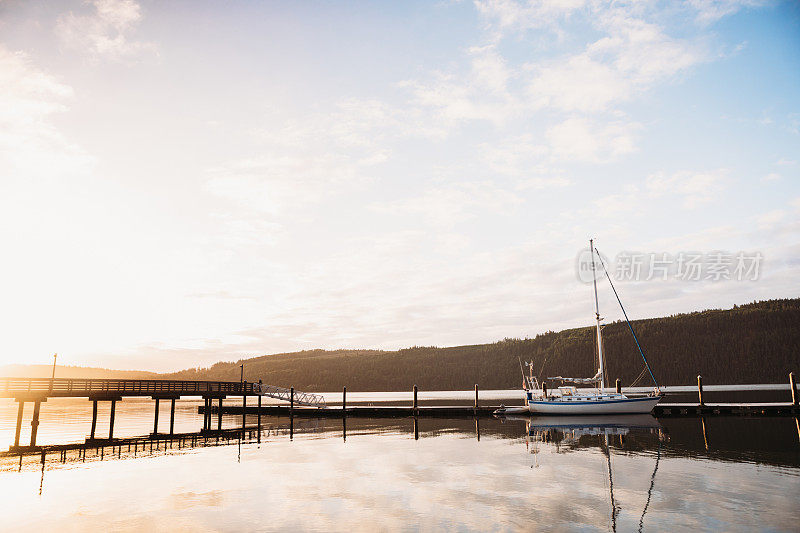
0, 0, 798, 372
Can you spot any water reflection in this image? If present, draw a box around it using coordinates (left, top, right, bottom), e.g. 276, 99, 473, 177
1, 407, 799, 531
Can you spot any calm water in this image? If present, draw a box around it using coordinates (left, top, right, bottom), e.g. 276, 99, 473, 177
1, 396, 799, 532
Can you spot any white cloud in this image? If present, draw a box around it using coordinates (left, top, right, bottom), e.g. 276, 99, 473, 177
370, 181, 523, 228
546, 117, 640, 163
56, 0, 155, 60
761, 172, 781, 182
645, 169, 728, 209
688, 0, 766, 25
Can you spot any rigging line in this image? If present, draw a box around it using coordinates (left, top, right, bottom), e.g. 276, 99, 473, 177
630, 367, 648, 388
638, 439, 662, 533
594, 248, 660, 388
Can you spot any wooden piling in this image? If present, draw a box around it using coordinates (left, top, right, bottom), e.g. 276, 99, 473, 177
29, 401, 41, 447
542, 382, 548, 398
790, 372, 798, 406
169, 399, 176, 435
697, 375, 704, 406
474, 384, 479, 411
413, 385, 418, 414
290, 387, 294, 416
153, 398, 160, 434
14, 401, 24, 448
90, 400, 97, 440
342, 386, 347, 415
615, 379, 621, 394
242, 394, 246, 432
109, 400, 116, 439
218, 398, 223, 431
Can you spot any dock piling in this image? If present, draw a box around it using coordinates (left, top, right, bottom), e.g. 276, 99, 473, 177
697, 375, 704, 406
290, 387, 294, 416
218, 398, 223, 431
474, 384, 479, 412
29, 401, 41, 448
109, 400, 116, 439
342, 386, 347, 415
90, 400, 97, 440
14, 401, 24, 448
153, 398, 160, 434
413, 385, 418, 414
169, 399, 175, 435
790, 372, 798, 406
616, 379, 621, 394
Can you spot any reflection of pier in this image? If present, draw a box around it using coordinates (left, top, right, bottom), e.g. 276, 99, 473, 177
0, 378, 322, 451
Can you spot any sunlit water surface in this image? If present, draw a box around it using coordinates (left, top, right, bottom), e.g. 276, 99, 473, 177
0, 396, 798, 532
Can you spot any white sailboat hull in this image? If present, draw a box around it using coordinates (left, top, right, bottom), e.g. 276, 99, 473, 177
527, 395, 661, 415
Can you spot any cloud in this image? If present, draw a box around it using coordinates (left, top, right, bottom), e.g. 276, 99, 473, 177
56, 0, 155, 61
546, 117, 640, 163
761, 172, 781, 182
688, 0, 766, 26
645, 169, 728, 209
370, 181, 524, 228
0, 45, 93, 179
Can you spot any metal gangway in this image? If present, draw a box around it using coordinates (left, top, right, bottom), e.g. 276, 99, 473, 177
253, 382, 326, 408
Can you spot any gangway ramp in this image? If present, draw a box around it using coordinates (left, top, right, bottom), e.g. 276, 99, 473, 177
254, 383, 326, 408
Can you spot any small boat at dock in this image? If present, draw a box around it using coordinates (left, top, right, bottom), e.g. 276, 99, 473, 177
513, 239, 662, 416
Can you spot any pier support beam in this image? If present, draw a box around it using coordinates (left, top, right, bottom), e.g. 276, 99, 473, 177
290, 387, 294, 416
169, 399, 176, 436
241, 395, 246, 432
90, 400, 98, 439
153, 398, 160, 434
29, 401, 42, 448
109, 400, 116, 439
218, 398, 223, 431
14, 401, 24, 448
697, 375, 704, 406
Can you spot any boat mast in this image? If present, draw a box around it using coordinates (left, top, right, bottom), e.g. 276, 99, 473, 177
590, 239, 606, 389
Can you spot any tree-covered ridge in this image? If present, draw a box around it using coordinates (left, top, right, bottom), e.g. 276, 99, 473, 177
162, 298, 800, 391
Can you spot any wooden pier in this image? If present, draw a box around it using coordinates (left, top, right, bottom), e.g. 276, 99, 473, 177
2, 374, 798, 451
0, 378, 268, 452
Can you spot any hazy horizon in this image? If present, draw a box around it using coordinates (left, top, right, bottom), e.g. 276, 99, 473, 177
1, 0, 799, 372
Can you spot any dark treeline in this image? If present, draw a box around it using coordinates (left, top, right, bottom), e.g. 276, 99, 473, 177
162, 298, 800, 391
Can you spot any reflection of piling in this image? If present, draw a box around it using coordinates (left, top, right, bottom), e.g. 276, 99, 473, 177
413, 417, 419, 441
342, 417, 347, 442
701, 416, 710, 450
795, 417, 800, 444
475, 418, 480, 442
697, 375, 704, 406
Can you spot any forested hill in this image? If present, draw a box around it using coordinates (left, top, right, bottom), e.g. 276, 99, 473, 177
162, 298, 800, 391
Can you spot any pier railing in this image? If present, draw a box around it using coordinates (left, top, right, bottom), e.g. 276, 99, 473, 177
0, 378, 256, 397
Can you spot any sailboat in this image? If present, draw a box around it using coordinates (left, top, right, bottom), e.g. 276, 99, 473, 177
520, 239, 662, 415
